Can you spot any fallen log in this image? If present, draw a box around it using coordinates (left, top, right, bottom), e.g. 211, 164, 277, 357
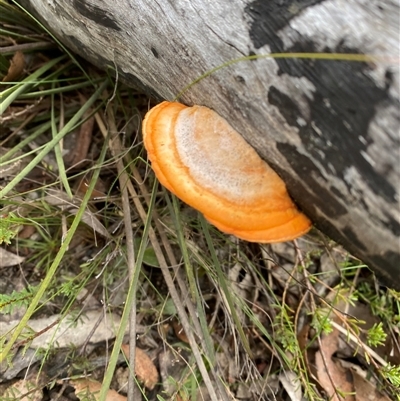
17, 0, 400, 288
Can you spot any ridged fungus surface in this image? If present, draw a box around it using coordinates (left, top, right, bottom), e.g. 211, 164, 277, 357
142, 101, 311, 243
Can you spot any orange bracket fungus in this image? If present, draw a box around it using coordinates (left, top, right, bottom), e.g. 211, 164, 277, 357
142, 101, 311, 243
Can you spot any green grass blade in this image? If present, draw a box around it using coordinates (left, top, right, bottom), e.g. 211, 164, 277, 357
19, 79, 102, 99
0, 79, 109, 198
169, 194, 216, 364
0, 55, 66, 114
0, 119, 58, 163
51, 83, 73, 198
200, 215, 253, 357
0, 128, 109, 363
98, 180, 158, 401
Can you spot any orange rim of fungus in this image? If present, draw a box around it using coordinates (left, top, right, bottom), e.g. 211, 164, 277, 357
142, 101, 311, 243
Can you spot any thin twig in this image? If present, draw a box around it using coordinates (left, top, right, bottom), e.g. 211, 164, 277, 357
121, 150, 227, 399
96, 110, 140, 401
0, 41, 56, 54
330, 320, 388, 367
129, 166, 206, 344
128, 163, 230, 400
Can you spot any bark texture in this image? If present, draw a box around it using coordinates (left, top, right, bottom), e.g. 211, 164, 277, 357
18, 0, 400, 287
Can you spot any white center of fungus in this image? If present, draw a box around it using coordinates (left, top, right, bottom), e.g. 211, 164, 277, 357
174, 106, 282, 204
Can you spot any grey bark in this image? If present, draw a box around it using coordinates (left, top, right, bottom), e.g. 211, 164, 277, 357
18, 0, 400, 288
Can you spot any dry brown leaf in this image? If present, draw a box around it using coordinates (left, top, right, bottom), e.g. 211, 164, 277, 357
352, 369, 391, 401
72, 378, 126, 401
67, 117, 94, 167
279, 371, 302, 401
2, 51, 25, 82
172, 319, 189, 343
0, 310, 122, 349
2, 378, 42, 401
63, 98, 94, 168
297, 323, 310, 354
17, 224, 37, 239
315, 327, 355, 401
44, 189, 110, 238
0, 147, 29, 179
0, 348, 40, 382
338, 360, 392, 401
121, 343, 159, 390
76, 176, 107, 200
0, 247, 25, 267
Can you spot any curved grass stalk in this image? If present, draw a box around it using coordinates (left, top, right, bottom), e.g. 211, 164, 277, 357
174, 52, 391, 100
